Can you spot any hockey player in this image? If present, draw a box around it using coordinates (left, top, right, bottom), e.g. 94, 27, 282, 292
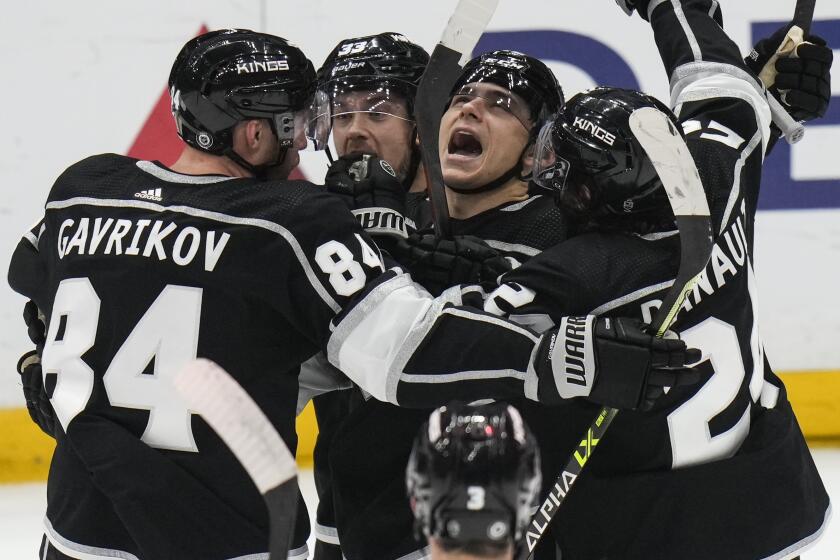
461, 2, 830, 557
406, 402, 542, 560
322, 50, 572, 560
10, 28, 700, 560
322, 8, 826, 557
10, 29, 327, 560
305, 33, 431, 559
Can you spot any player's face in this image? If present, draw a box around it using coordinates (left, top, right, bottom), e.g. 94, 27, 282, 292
331, 91, 415, 180
440, 83, 532, 191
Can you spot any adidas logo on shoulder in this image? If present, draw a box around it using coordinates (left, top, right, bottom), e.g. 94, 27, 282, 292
134, 188, 162, 202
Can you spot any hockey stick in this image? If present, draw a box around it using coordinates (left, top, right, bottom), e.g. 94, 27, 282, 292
174, 359, 299, 560
415, 0, 500, 239
758, 0, 816, 144
520, 108, 713, 559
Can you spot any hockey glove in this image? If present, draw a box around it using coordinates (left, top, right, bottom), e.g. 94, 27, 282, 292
746, 25, 833, 122
534, 316, 701, 410
23, 299, 46, 354
18, 350, 55, 437
325, 154, 412, 239
393, 233, 513, 296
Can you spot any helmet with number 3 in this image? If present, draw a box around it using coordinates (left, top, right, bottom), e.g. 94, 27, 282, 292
406, 402, 541, 551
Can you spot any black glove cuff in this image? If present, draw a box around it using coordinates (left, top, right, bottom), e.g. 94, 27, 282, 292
588, 339, 649, 410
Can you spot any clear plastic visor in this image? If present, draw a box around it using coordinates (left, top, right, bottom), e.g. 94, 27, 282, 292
309, 82, 415, 149
532, 121, 570, 193
265, 90, 331, 152
303, 89, 332, 151
448, 83, 533, 131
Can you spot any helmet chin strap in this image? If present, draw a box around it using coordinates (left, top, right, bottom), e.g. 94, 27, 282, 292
446, 143, 529, 195
402, 127, 422, 190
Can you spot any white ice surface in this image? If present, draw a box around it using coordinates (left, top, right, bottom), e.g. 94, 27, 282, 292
1, 450, 837, 559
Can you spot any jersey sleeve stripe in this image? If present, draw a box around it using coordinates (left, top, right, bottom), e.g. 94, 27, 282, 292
44, 517, 140, 560
440, 307, 540, 343
670, 62, 772, 149
587, 279, 675, 316
484, 240, 541, 257
400, 369, 528, 385
314, 523, 340, 545
669, 0, 704, 62
328, 273, 540, 405
45, 196, 341, 313
327, 273, 456, 403
24, 230, 39, 250
719, 130, 763, 234
22, 219, 46, 251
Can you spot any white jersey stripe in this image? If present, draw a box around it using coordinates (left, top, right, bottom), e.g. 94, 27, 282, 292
671, 0, 703, 62
136, 160, 235, 184
44, 517, 140, 560
45, 196, 341, 313
485, 239, 541, 257
587, 279, 675, 316
314, 522, 341, 545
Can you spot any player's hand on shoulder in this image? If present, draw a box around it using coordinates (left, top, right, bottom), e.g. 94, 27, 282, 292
17, 350, 55, 437
746, 25, 833, 122
533, 316, 701, 410
393, 233, 513, 296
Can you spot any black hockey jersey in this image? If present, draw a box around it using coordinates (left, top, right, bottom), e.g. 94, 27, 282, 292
9, 154, 565, 559
328, 193, 569, 560
8, 155, 388, 559
474, 3, 830, 559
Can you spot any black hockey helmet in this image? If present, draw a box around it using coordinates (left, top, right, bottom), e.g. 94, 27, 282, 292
406, 402, 541, 550
169, 29, 327, 158
450, 50, 564, 133
444, 50, 564, 195
318, 32, 429, 142
532, 86, 678, 219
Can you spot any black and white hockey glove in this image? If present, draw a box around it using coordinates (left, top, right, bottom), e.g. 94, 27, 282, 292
746, 25, 833, 122
534, 316, 701, 410
18, 350, 55, 437
325, 154, 412, 239
393, 233, 513, 296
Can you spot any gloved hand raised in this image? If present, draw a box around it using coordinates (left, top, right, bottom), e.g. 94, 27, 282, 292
533, 316, 701, 410
393, 233, 513, 296
746, 25, 833, 122
325, 154, 412, 239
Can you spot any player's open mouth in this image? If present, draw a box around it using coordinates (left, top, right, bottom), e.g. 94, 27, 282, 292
447, 130, 483, 159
